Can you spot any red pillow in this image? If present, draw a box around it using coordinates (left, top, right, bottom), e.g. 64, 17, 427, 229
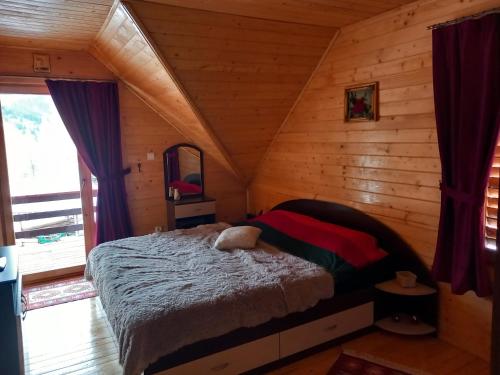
170, 180, 202, 194
249, 210, 386, 269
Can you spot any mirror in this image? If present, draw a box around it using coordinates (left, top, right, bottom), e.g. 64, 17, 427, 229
163, 144, 204, 199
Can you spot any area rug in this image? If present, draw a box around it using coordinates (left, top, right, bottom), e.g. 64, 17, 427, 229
328, 351, 429, 375
23, 277, 97, 311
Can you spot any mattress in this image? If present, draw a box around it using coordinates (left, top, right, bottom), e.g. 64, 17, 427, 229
85, 223, 334, 375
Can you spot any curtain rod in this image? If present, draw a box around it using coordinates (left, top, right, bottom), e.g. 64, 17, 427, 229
0, 74, 115, 83
427, 7, 500, 30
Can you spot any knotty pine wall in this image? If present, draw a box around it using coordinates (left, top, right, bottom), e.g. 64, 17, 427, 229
0, 47, 114, 81
249, 0, 497, 360
0, 47, 246, 235
119, 83, 246, 234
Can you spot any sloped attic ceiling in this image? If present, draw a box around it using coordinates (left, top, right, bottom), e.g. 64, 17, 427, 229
124, 0, 338, 180
0, 0, 115, 50
143, 0, 417, 28
0, 0, 418, 182
90, 2, 244, 181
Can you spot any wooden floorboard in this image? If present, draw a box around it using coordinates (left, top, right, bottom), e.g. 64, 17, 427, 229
17, 235, 85, 276
21, 297, 489, 375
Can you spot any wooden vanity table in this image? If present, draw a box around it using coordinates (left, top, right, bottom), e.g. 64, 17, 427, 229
163, 143, 215, 230
166, 196, 216, 230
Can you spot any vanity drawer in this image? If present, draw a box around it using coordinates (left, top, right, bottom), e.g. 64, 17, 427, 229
175, 201, 216, 219
280, 302, 373, 358
158, 334, 279, 375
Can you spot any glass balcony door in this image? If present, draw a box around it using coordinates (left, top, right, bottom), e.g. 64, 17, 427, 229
0, 93, 96, 282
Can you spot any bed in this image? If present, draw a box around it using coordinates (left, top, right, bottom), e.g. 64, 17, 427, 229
85, 199, 436, 375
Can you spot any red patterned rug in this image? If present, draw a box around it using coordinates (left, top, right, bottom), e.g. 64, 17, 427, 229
328, 351, 427, 375
24, 276, 97, 311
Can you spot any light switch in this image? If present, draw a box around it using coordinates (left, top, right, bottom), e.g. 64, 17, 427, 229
147, 152, 155, 161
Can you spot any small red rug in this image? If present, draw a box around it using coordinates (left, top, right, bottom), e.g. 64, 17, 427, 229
23, 276, 97, 311
328, 352, 426, 375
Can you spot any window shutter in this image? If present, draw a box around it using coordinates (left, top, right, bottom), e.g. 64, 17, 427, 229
486, 145, 500, 250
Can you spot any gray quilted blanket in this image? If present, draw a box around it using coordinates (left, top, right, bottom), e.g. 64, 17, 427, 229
85, 223, 333, 375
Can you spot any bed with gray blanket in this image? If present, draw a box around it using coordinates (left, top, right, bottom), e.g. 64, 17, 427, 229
85, 222, 334, 375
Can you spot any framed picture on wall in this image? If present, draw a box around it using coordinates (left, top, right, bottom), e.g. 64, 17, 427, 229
344, 82, 379, 122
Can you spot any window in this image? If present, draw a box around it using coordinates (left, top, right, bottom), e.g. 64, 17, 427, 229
486, 141, 500, 250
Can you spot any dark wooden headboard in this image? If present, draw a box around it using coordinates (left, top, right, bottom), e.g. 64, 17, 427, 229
272, 199, 435, 288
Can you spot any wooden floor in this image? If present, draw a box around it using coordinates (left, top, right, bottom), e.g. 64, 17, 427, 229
17, 235, 86, 276
22, 297, 489, 375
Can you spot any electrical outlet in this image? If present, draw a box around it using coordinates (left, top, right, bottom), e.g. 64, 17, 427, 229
154, 226, 162, 233
147, 152, 155, 161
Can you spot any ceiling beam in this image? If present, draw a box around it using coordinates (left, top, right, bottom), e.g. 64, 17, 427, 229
88, 0, 245, 184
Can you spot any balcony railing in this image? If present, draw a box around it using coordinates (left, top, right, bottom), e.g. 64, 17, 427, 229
12, 190, 97, 241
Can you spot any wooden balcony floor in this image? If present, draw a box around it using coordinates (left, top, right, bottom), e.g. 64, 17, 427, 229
17, 235, 86, 276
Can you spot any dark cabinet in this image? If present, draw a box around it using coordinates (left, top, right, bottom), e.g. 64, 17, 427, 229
0, 246, 24, 375
374, 279, 437, 336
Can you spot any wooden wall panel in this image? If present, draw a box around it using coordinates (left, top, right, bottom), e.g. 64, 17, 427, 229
0, 47, 114, 81
0, 47, 246, 236
126, 0, 337, 181
120, 83, 246, 234
250, 0, 498, 360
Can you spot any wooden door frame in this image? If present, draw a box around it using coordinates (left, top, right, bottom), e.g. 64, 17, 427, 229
0, 101, 15, 246
0, 78, 47, 246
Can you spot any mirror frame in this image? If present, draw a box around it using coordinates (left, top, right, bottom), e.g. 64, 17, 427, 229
163, 143, 204, 200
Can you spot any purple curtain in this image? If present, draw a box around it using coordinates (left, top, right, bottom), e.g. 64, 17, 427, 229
168, 149, 180, 182
46, 80, 132, 245
431, 14, 500, 296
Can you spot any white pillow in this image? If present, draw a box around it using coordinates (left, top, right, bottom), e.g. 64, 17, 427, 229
214, 226, 262, 250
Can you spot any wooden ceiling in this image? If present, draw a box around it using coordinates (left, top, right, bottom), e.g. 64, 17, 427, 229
0, 0, 418, 50
126, 0, 337, 179
0, 0, 114, 50
144, 0, 417, 28
90, 3, 244, 182
0, 0, 418, 180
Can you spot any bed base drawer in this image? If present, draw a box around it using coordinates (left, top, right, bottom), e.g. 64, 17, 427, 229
157, 334, 279, 375
280, 302, 374, 358
153, 302, 373, 374
175, 201, 216, 219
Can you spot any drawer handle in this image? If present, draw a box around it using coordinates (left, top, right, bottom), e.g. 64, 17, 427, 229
325, 324, 337, 331
210, 362, 229, 372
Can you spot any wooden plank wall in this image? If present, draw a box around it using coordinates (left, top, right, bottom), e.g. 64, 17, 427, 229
0, 47, 246, 236
249, 0, 498, 360
0, 47, 114, 81
119, 83, 247, 234
126, 0, 337, 180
